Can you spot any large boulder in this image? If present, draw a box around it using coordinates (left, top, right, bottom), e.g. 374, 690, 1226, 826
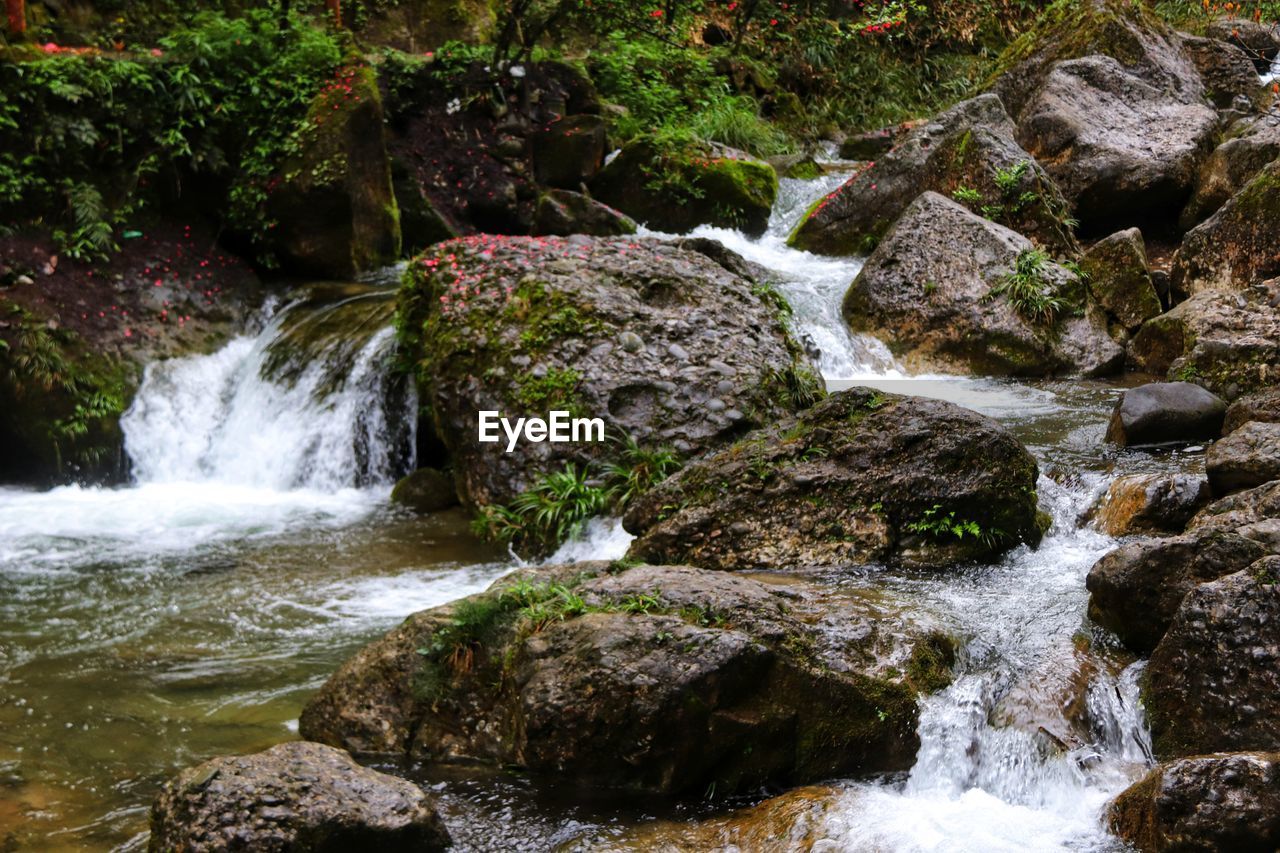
1180, 34, 1266, 109
396, 235, 817, 509
1109, 752, 1280, 852
1091, 473, 1211, 537
623, 387, 1044, 571
591, 137, 777, 237
1180, 115, 1280, 230
1223, 385, 1280, 435
1172, 161, 1280, 294
788, 95, 1077, 257
270, 64, 400, 278
148, 741, 450, 852
1011, 55, 1217, 235
531, 189, 636, 237
1104, 381, 1227, 446
1207, 421, 1280, 496
1145, 564, 1280, 758
1079, 228, 1162, 332
1205, 17, 1280, 71
389, 467, 458, 513
1130, 282, 1280, 399
300, 563, 953, 796
531, 114, 607, 190
842, 192, 1120, 377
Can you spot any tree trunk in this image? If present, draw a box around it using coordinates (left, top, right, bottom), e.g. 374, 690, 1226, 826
326, 0, 341, 28
6, 0, 26, 37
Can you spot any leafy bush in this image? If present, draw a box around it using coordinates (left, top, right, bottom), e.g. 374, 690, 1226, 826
987, 248, 1065, 323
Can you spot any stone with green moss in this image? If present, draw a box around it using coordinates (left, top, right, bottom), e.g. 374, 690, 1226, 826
300, 561, 955, 796
1079, 228, 1161, 332
1173, 161, 1280, 295
591, 136, 777, 237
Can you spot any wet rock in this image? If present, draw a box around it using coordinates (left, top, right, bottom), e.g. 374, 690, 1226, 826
842, 192, 1118, 377
1205, 17, 1280, 71
269, 65, 400, 278
531, 189, 636, 237
1180, 34, 1265, 109
1145, 564, 1280, 758
1086, 527, 1271, 654
1104, 382, 1226, 447
789, 95, 1077, 257
390, 468, 458, 513
1109, 751, 1280, 852
1223, 386, 1280, 435
1180, 114, 1280, 230
531, 114, 607, 190
1130, 283, 1280, 398
300, 563, 949, 796
624, 387, 1043, 571
391, 157, 458, 256
396, 235, 816, 509
1079, 228, 1162, 331
592, 137, 777, 237
148, 741, 450, 852
1173, 160, 1280, 295
1092, 473, 1211, 536
1207, 421, 1280, 496
838, 127, 900, 160
1012, 55, 1217, 235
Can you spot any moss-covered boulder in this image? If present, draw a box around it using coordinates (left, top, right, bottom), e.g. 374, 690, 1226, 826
270, 64, 400, 278
788, 95, 1077, 257
1109, 752, 1280, 852
390, 467, 458, 513
623, 387, 1044, 571
1172, 161, 1280, 295
300, 562, 954, 796
842, 192, 1121, 377
531, 189, 636, 237
396, 235, 818, 510
1181, 115, 1280, 232
591, 137, 777, 237
531, 114, 607, 190
1130, 282, 1280, 399
1080, 228, 1162, 332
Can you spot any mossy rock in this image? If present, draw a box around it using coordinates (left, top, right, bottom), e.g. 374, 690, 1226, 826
591, 136, 777, 237
270, 64, 401, 278
1079, 228, 1161, 332
1172, 161, 1280, 295
390, 467, 458, 513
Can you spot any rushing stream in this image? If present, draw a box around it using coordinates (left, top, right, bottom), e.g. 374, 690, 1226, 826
0, 169, 1203, 851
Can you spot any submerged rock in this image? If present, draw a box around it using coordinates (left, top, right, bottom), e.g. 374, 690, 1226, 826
591, 137, 777, 236
1091, 473, 1211, 537
396, 235, 817, 509
1104, 382, 1226, 447
789, 95, 1077, 257
149, 741, 450, 852
1109, 751, 1280, 852
1146, 564, 1280, 758
1207, 421, 1280, 496
1079, 228, 1162, 332
623, 387, 1043, 571
1172, 161, 1280, 294
300, 562, 952, 796
842, 192, 1119, 377
1179, 115, 1280, 231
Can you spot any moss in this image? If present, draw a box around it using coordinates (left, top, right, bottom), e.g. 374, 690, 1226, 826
1106, 765, 1164, 849
905, 632, 957, 693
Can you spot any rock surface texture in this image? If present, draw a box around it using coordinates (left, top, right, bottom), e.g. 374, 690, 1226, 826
1104, 382, 1226, 447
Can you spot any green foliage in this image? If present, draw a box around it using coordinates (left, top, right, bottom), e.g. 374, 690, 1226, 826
473, 463, 605, 554
603, 435, 680, 508
987, 248, 1065, 323
513, 367, 583, 413
759, 362, 826, 411
905, 504, 1005, 547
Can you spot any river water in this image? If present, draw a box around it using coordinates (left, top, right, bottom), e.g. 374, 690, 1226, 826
0, 171, 1198, 850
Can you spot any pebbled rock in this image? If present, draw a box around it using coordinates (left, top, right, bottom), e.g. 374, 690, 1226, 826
531, 114, 607, 190
789, 95, 1077, 257
1011, 55, 1217, 235
301, 562, 952, 796
531, 189, 636, 237
1205, 17, 1280, 71
1108, 751, 1280, 852
1180, 34, 1266, 109
1146, 564, 1280, 758
1092, 473, 1211, 536
1104, 382, 1227, 446
1223, 385, 1280, 435
148, 741, 450, 852
1173, 161, 1280, 294
842, 192, 1119, 377
396, 235, 816, 509
624, 387, 1044, 571
1130, 283, 1280, 399
1207, 421, 1280, 496
1080, 228, 1162, 331
592, 137, 777, 237
390, 467, 458, 513
1180, 114, 1280, 230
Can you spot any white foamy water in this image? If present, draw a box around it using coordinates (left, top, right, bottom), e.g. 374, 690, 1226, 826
1262, 53, 1280, 85
545, 516, 635, 564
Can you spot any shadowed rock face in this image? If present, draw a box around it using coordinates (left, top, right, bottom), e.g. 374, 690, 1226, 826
1109, 752, 1280, 852
1173, 162, 1280, 295
624, 387, 1044, 571
1223, 386, 1280, 436
1181, 115, 1280, 232
1079, 228, 1161, 333
1208, 422, 1280, 497
1104, 382, 1226, 447
841, 192, 1119, 378
148, 741, 450, 852
300, 562, 955, 797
